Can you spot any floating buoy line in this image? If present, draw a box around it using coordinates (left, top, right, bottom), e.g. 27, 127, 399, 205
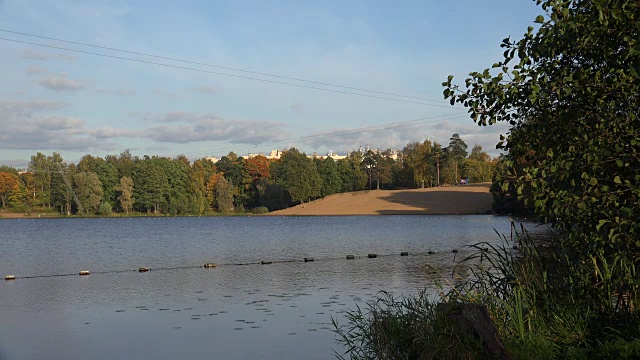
3, 247, 493, 282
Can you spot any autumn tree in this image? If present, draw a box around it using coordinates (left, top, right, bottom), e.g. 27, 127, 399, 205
0, 172, 19, 208
205, 172, 224, 209
114, 176, 134, 214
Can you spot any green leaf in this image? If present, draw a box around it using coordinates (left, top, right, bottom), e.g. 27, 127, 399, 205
614, 176, 621, 184
616, 159, 623, 167
534, 15, 545, 23
596, 219, 608, 231
588, 177, 598, 186
546, 149, 554, 158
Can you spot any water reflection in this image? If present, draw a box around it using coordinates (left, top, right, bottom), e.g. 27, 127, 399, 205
0, 216, 545, 359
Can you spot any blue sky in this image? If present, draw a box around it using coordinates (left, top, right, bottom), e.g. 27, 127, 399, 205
0, 0, 542, 167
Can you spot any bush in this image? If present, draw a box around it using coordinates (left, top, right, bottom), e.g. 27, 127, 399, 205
252, 206, 269, 214
334, 225, 640, 359
97, 202, 112, 215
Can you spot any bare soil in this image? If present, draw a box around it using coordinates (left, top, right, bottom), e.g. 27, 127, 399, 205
269, 183, 493, 216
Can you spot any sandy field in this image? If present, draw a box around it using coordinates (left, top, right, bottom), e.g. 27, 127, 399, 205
0, 211, 60, 219
269, 183, 493, 216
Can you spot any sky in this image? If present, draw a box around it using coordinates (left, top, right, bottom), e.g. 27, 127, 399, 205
0, 0, 542, 167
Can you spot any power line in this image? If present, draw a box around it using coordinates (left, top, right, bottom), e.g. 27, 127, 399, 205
178, 112, 470, 159
1, 28, 448, 105
0, 36, 461, 109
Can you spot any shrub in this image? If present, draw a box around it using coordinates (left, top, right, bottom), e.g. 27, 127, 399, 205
97, 202, 112, 215
252, 206, 269, 214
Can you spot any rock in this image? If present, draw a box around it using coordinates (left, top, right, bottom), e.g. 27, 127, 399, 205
436, 303, 508, 359
346, 255, 355, 260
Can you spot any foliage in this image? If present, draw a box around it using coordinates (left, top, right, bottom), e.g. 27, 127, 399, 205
0, 165, 19, 176
317, 157, 343, 196
132, 158, 170, 214
333, 290, 484, 360
257, 179, 289, 211
335, 227, 640, 359
271, 148, 322, 204
0, 172, 19, 208
114, 176, 134, 214
73, 171, 103, 214
9, 131, 495, 215
97, 201, 112, 215
443, 0, 640, 310
251, 206, 269, 214
215, 176, 234, 213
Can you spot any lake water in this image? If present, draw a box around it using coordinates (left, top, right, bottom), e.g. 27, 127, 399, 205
0, 216, 544, 360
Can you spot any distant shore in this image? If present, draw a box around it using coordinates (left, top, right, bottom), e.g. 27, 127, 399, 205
0, 183, 494, 219
269, 183, 493, 216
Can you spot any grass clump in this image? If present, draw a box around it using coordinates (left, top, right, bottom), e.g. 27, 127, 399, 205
333, 224, 640, 359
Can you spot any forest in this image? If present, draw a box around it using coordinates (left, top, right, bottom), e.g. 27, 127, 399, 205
0, 133, 496, 215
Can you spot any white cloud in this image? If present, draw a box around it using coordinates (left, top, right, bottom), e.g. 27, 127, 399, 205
0, 100, 128, 151
38, 74, 84, 91
138, 112, 289, 145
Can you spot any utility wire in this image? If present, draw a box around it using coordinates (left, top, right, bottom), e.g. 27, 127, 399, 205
179, 113, 470, 159
1, 28, 448, 105
0, 36, 461, 110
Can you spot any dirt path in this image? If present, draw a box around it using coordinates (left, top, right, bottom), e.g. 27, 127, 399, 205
269, 183, 493, 216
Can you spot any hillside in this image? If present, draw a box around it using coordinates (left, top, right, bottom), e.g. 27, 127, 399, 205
268, 183, 493, 216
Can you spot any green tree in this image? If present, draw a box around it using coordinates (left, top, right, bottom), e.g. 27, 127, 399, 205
317, 157, 342, 196
271, 148, 321, 204
443, 0, 640, 310
114, 176, 134, 214
50, 155, 75, 215
215, 176, 234, 213
105, 149, 137, 179
73, 171, 103, 214
188, 160, 208, 214
0, 165, 19, 176
446, 133, 468, 183
28, 152, 52, 208
132, 159, 169, 214
257, 179, 289, 211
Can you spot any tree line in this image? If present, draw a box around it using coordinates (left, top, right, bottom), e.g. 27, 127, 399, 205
0, 133, 496, 215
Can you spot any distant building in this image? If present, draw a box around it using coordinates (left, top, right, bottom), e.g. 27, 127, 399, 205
310, 150, 347, 161
205, 156, 220, 163
247, 150, 283, 160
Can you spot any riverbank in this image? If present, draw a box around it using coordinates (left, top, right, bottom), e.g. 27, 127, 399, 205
269, 183, 492, 216
0, 183, 493, 218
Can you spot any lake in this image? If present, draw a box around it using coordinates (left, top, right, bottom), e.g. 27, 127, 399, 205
0, 216, 544, 359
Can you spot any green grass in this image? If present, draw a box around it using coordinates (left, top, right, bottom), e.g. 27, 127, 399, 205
333, 225, 640, 359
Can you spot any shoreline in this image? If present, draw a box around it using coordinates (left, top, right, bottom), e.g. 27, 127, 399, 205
0, 183, 494, 219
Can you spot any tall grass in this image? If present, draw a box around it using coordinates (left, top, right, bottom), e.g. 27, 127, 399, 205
333, 224, 640, 359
